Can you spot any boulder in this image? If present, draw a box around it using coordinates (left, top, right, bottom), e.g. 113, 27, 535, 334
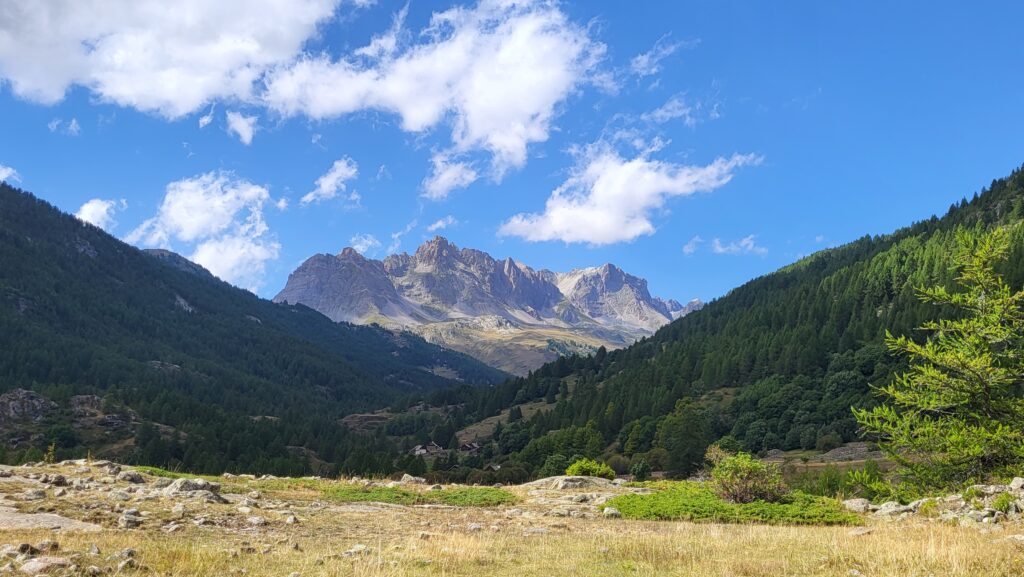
603, 507, 621, 518
874, 501, 912, 516
400, 474, 426, 484
842, 498, 871, 513
1010, 478, 1024, 491
18, 556, 69, 574
116, 471, 145, 484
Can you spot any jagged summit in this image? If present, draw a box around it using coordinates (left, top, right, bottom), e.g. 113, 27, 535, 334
274, 237, 702, 374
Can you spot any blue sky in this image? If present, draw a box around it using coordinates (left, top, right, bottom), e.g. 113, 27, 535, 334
2, 1, 1023, 302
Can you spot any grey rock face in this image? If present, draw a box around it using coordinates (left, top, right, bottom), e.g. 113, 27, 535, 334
0, 389, 57, 425
275, 236, 703, 373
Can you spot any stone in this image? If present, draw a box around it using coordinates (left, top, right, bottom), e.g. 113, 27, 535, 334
467, 523, 484, 532
116, 471, 145, 484
874, 501, 912, 516
35, 541, 58, 553
285, 515, 299, 525
842, 498, 871, 513
400, 474, 425, 484
342, 544, 369, 557
20, 489, 45, 502
1010, 478, 1024, 491
247, 516, 267, 527
602, 507, 621, 518
117, 559, 136, 571
17, 556, 69, 574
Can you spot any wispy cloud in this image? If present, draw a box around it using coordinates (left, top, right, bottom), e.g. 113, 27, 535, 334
682, 235, 703, 255
711, 234, 767, 255
427, 215, 458, 232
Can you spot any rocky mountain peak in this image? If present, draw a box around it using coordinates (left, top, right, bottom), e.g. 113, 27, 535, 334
275, 237, 701, 374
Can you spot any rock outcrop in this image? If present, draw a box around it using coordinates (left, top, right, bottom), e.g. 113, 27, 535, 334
275, 237, 702, 374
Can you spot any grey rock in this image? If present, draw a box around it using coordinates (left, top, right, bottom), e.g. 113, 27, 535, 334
17, 556, 69, 574
116, 471, 145, 484
842, 498, 871, 513
603, 507, 621, 518
273, 237, 701, 375
874, 501, 912, 516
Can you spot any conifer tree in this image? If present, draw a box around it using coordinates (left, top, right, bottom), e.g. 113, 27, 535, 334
854, 227, 1024, 489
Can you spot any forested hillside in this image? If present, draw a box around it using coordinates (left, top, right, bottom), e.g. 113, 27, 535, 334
0, 184, 507, 474
406, 166, 1024, 479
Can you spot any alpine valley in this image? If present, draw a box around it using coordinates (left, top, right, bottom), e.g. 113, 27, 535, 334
274, 237, 702, 375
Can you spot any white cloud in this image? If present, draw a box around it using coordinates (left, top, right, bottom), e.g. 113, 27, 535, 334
264, 0, 602, 176
354, 4, 407, 61
226, 111, 258, 145
426, 215, 458, 232
642, 95, 697, 127
682, 235, 703, 255
198, 105, 215, 128
0, 0, 339, 118
499, 144, 761, 245
47, 117, 80, 135
0, 164, 20, 183
386, 219, 417, 254
75, 198, 126, 231
631, 35, 694, 78
302, 157, 359, 205
349, 233, 381, 254
711, 235, 767, 255
814, 234, 826, 243
421, 154, 477, 200
126, 172, 281, 291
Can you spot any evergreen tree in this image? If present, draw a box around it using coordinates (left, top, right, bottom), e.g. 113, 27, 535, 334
855, 227, 1024, 488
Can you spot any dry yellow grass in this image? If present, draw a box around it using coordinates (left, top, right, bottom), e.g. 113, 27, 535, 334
3, 463, 1023, 577
3, 518, 1023, 576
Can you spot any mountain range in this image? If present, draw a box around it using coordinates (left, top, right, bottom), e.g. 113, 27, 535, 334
0, 183, 506, 473
274, 236, 701, 374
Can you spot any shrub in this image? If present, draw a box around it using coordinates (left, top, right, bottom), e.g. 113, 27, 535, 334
815, 431, 843, 452
606, 454, 631, 475
603, 480, 859, 525
630, 458, 652, 482
537, 454, 569, 478
566, 458, 615, 480
711, 452, 788, 503
992, 492, 1016, 514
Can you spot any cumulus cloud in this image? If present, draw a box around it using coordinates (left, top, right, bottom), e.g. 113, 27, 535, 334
0, 164, 20, 183
226, 111, 258, 145
302, 157, 359, 205
499, 144, 761, 245
711, 235, 767, 255
349, 233, 381, 254
422, 154, 477, 200
126, 172, 281, 291
264, 0, 602, 176
682, 235, 703, 255
426, 215, 458, 232
0, 0, 339, 118
76, 198, 126, 231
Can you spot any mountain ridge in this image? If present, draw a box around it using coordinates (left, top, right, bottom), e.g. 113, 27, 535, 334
274, 236, 702, 374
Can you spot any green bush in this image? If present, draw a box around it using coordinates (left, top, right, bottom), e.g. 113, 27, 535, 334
603, 481, 859, 525
566, 458, 615, 479
630, 458, 652, 482
992, 492, 1016, 514
711, 452, 788, 503
537, 454, 569, 478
